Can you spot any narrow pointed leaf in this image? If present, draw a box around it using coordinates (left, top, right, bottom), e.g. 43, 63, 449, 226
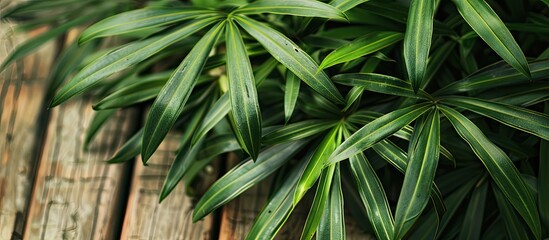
540, 103, 549, 231
394, 110, 440, 239
319, 32, 402, 70
301, 164, 336, 240
234, 0, 346, 21
192, 93, 229, 145
93, 81, 165, 110
159, 139, 204, 202
235, 15, 345, 104
404, 0, 435, 92
197, 134, 240, 161
371, 139, 447, 220
329, 103, 432, 163
330, 0, 370, 12
50, 17, 219, 107
79, 7, 217, 44
333, 73, 431, 99
436, 60, 549, 95
452, 0, 530, 78
106, 128, 143, 163
142, 22, 224, 162
441, 96, 549, 141
46, 40, 98, 99
349, 152, 394, 240
1, 14, 93, 71
193, 140, 307, 221
191, 58, 277, 145
437, 176, 479, 237
226, 20, 262, 159
84, 109, 116, 148
284, 71, 300, 122
318, 164, 345, 240
294, 126, 340, 204
458, 179, 488, 240
439, 105, 541, 239
350, 111, 454, 165
262, 120, 337, 145
245, 158, 308, 240
494, 186, 532, 240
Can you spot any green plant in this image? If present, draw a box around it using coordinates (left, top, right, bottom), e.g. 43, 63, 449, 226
2, 0, 549, 239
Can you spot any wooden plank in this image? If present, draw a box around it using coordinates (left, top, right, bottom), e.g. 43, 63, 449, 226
23, 98, 136, 240
0, 23, 54, 239
120, 133, 216, 240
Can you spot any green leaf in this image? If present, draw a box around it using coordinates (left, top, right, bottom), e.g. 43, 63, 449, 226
394, 109, 440, 239
262, 120, 338, 145
142, 21, 224, 162
50, 17, 219, 107
441, 96, 549, 141
349, 152, 394, 240
46, 40, 98, 99
540, 103, 549, 232
452, 0, 530, 78
317, 163, 345, 240
404, 0, 435, 92
439, 105, 541, 239
234, 0, 347, 21
197, 134, 240, 161
191, 58, 277, 145
159, 139, 204, 202
284, 71, 300, 123
294, 125, 340, 204
329, 103, 432, 163
436, 176, 479, 237
494, 186, 532, 240
226, 20, 262, 160
79, 7, 218, 44
332, 73, 431, 99
435, 60, 549, 95
235, 15, 345, 105
480, 82, 549, 107
319, 32, 403, 70
330, 0, 369, 12
84, 109, 116, 149
371, 139, 446, 215
245, 158, 308, 240
301, 164, 336, 240
191, 93, 230, 145
93, 72, 170, 110
458, 179, 488, 240
106, 128, 143, 163
1, 14, 93, 71
253, 57, 279, 86
192, 140, 308, 221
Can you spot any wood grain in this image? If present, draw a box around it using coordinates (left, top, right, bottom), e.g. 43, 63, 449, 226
120, 133, 216, 240
0, 24, 54, 239
23, 98, 136, 240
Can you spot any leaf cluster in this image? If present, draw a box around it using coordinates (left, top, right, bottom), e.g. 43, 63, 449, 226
2, 0, 549, 239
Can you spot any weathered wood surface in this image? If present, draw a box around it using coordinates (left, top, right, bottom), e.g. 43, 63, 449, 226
23, 99, 136, 240
120, 133, 216, 240
0, 24, 53, 239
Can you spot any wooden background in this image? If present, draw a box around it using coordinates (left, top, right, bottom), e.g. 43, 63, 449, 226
0, 18, 373, 240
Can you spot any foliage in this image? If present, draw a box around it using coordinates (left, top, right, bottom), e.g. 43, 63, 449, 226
2, 0, 549, 239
